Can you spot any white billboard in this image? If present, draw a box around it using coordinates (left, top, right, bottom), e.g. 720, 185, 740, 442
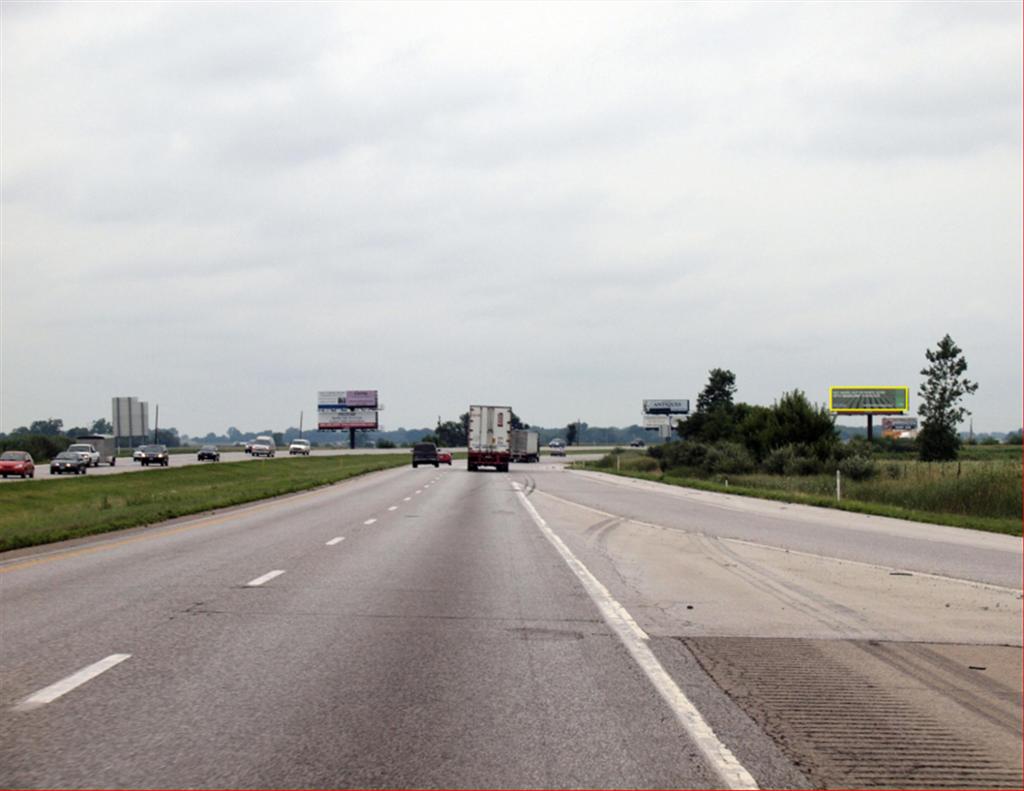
643, 399, 690, 415
318, 408, 378, 430
318, 390, 378, 409
112, 397, 148, 439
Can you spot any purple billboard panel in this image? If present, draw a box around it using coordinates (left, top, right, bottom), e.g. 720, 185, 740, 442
345, 390, 378, 408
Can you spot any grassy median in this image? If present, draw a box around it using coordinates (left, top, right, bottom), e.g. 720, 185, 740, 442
0, 454, 409, 552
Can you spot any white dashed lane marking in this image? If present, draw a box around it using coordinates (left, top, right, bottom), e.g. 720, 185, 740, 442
14, 654, 132, 711
246, 570, 285, 587
326, 537, 345, 546
363, 518, 377, 525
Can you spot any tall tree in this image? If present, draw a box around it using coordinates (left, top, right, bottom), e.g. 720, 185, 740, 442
91, 418, 113, 434
696, 369, 737, 413
917, 334, 978, 461
566, 422, 578, 446
29, 418, 63, 436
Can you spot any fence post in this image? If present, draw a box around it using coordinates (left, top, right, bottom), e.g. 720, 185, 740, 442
836, 469, 841, 502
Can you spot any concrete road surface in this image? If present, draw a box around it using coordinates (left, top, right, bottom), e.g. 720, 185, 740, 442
1, 462, 1019, 788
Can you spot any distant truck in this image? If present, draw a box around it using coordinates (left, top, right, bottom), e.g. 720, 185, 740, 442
509, 429, 540, 463
467, 405, 512, 472
72, 434, 117, 466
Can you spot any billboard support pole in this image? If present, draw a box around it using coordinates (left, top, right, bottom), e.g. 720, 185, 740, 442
867, 414, 873, 442
349, 428, 356, 450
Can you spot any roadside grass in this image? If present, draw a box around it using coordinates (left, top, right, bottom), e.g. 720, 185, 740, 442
0, 454, 408, 552
579, 451, 1022, 536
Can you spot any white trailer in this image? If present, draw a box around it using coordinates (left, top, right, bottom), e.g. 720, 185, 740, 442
467, 405, 512, 472
509, 429, 540, 463
74, 434, 118, 466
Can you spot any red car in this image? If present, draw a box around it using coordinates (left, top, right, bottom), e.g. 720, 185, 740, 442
0, 450, 35, 479
437, 449, 452, 465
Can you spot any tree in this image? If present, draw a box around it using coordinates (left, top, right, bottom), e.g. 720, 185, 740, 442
29, 418, 64, 436
917, 334, 978, 461
696, 368, 737, 413
91, 418, 113, 434
566, 422, 578, 446
436, 420, 467, 447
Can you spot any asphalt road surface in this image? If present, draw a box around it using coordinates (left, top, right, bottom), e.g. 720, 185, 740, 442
1, 461, 1020, 789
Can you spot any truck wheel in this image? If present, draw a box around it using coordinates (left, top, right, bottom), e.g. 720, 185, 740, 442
499, 464, 509, 473
111, 459, 116, 466
434, 462, 439, 468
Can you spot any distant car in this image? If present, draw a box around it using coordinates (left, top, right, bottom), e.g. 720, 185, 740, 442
288, 439, 311, 456
629, 439, 645, 447
138, 444, 169, 466
133, 446, 146, 462
197, 445, 220, 462
412, 442, 439, 468
67, 443, 101, 467
50, 451, 88, 475
437, 449, 452, 465
244, 441, 254, 454
251, 436, 276, 458
0, 450, 35, 478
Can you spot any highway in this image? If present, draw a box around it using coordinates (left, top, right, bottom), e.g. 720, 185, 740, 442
1, 460, 1020, 788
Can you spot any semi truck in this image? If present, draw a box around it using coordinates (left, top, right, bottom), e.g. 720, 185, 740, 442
467, 405, 512, 472
509, 429, 540, 463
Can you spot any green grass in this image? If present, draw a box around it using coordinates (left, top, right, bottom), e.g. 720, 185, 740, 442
0, 454, 409, 552
579, 452, 1022, 536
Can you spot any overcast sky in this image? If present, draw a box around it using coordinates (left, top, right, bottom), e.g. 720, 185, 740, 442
2, 1, 1020, 436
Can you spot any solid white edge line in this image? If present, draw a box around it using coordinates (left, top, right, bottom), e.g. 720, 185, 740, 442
246, 569, 285, 587
511, 483, 758, 790
15, 654, 132, 711
364, 518, 377, 525
326, 537, 345, 546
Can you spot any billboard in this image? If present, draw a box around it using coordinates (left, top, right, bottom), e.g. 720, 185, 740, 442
882, 417, 918, 438
112, 396, 148, 439
318, 390, 378, 409
318, 390, 379, 430
829, 386, 908, 414
643, 399, 690, 415
318, 407, 379, 430
643, 414, 686, 429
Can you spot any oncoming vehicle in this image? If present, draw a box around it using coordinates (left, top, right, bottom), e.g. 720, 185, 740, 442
251, 436, 276, 458
139, 444, 169, 466
67, 443, 101, 467
197, 445, 220, 462
0, 451, 34, 478
50, 451, 88, 475
412, 443, 439, 468
629, 438, 645, 447
437, 449, 452, 465
549, 438, 567, 457
288, 439, 311, 456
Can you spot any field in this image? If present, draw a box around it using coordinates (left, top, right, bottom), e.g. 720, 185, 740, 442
0, 454, 408, 552
583, 449, 1022, 536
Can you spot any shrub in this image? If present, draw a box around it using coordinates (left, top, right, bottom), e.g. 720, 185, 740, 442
763, 445, 797, 475
783, 453, 823, 476
0, 434, 71, 462
621, 455, 660, 473
839, 453, 877, 481
704, 442, 756, 474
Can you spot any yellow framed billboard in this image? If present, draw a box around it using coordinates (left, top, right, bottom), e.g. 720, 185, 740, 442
829, 386, 909, 414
